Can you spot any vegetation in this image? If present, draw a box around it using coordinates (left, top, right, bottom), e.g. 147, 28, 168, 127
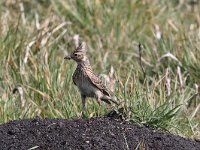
0, 0, 199, 139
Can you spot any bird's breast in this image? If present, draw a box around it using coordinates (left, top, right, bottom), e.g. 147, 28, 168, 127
73, 67, 98, 97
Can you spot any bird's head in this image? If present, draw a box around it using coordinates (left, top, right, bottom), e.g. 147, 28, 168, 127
64, 42, 87, 63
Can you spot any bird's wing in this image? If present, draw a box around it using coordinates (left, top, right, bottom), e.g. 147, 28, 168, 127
85, 69, 110, 96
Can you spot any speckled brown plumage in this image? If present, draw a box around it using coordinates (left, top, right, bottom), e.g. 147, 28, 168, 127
64, 42, 118, 111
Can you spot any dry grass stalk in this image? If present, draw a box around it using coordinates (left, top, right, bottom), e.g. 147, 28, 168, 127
177, 66, 184, 93
73, 34, 80, 48
154, 24, 162, 40
19, 2, 26, 25
13, 85, 26, 108
157, 52, 182, 67
101, 66, 116, 93
138, 43, 146, 79
165, 68, 171, 97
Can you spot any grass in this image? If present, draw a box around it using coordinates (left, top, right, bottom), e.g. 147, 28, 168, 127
0, 0, 199, 139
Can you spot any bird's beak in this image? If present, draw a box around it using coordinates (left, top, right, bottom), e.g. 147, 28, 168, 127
64, 55, 71, 60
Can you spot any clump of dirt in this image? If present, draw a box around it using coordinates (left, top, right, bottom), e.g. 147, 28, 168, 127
0, 117, 199, 150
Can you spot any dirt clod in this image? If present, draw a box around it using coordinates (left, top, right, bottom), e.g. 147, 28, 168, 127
0, 117, 199, 150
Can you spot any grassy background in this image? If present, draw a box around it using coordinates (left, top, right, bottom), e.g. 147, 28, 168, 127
0, 0, 199, 139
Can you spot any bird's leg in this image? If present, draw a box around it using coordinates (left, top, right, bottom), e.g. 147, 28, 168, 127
95, 91, 102, 106
81, 95, 86, 117
97, 97, 101, 106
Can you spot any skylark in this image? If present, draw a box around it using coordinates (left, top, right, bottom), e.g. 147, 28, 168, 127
64, 41, 118, 111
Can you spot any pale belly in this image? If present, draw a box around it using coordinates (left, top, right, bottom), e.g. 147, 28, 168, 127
73, 66, 103, 98
76, 80, 98, 97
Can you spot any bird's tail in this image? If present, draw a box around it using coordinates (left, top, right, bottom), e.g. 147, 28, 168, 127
101, 96, 119, 106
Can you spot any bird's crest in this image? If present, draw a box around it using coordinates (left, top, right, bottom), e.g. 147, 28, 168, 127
75, 42, 87, 53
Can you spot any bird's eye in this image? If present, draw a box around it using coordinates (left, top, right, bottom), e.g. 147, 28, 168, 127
74, 53, 78, 56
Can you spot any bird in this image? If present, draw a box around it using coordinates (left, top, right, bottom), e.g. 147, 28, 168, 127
64, 41, 118, 111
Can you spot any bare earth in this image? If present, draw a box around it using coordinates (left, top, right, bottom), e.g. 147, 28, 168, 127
0, 117, 199, 150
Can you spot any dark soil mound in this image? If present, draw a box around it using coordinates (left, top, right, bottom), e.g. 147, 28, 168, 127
0, 117, 199, 150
